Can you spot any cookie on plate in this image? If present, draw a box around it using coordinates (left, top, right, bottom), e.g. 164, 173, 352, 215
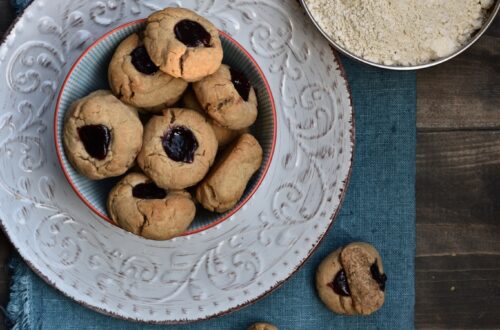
107, 173, 196, 240
137, 108, 218, 190
196, 133, 262, 213
193, 64, 258, 130
182, 88, 244, 149
108, 33, 188, 111
316, 242, 387, 316
63, 90, 143, 180
144, 7, 223, 82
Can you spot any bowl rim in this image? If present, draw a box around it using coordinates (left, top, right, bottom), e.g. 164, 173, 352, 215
300, 0, 500, 70
53, 18, 278, 237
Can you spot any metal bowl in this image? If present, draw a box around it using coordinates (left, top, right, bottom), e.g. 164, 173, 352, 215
300, 0, 500, 70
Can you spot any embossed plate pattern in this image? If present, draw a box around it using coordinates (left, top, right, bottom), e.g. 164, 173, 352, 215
0, 0, 354, 323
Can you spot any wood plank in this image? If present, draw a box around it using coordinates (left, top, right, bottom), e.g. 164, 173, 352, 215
417, 131, 500, 227
416, 255, 500, 329
0, 233, 11, 304
417, 16, 500, 131
0, 0, 13, 38
416, 131, 500, 329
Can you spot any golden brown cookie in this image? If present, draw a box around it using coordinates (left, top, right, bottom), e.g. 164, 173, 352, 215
182, 87, 244, 148
247, 322, 278, 330
107, 173, 196, 240
193, 64, 258, 130
144, 7, 223, 82
316, 242, 387, 316
108, 33, 188, 111
196, 133, 263, 213
137, 108, 218, 190
63, 90, 143, 180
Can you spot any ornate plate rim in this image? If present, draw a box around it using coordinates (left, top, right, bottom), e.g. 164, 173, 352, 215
0, 0, 355, 324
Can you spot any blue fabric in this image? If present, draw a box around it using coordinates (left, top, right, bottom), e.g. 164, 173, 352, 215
9, 0, 30, 13
7, 1, 416, 329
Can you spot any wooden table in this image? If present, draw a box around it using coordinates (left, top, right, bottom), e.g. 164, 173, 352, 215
0, 1, 499, 328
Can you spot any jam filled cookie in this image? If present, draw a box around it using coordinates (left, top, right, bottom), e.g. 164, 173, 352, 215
137, 108, 218, 189
196, 133, 262, 213
193, 64, 258, 130
316, 242, 387, 316
108, 33, 188, 111
247, 323, 278, 330
63, 90, 143, 180
107, 173, 196, 240
144, 7, 223, 82
182, 88, 244, 149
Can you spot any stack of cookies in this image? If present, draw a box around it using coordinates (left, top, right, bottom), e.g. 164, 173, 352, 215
63, 7, 263, 241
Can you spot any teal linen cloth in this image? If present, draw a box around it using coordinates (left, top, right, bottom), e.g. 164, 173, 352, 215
6, 1, 416, 329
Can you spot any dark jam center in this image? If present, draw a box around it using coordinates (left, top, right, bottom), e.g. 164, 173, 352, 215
132, 182, 167, 199
370, 261, 387, 291
78, 124, 111, 160
131, 46, 158, 75
162, 126, 198, 163
328, 269, 351, 297
174, 19, 211, 47
230, 68, 251, 101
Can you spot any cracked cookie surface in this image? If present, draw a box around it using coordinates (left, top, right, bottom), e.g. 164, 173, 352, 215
108, 33, 188, 111
193, 64, 258, 130
144, 7, 223, 82
107, 172, 196, 240
182, 87, 246, 149
316, 242, 386, 315
63, 90, 143, 180
247, 323, 278, 330
137, 108, 218, 190
196, 133, 262, 213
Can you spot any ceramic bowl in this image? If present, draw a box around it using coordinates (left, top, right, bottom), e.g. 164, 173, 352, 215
54, 20, 277, 235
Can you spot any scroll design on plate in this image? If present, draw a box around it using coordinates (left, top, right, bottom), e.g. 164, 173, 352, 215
89, 0, 163, 26
1, 7, 96, 177
0, 4, 103, 270
0, 0, 352, 317
215, 1, 336, 224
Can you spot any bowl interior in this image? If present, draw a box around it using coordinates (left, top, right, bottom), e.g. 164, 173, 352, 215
55, 21, 276, 234
300, 0, 500, 70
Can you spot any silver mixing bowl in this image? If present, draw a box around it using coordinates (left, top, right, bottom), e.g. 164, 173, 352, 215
300, 0, 500, 70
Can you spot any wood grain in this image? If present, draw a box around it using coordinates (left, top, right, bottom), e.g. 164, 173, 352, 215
0, 0, 13, 35
416, 254, 500, 329
415, 12, 500, 329
417, 18, 500, 131
416, 113, 500, 326
417, 131, 500, 228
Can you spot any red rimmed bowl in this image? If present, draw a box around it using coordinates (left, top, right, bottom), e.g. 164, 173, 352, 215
54, 19, 277, 236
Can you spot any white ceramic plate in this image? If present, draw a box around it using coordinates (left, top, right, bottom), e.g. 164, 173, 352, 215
0, 0, 354, 323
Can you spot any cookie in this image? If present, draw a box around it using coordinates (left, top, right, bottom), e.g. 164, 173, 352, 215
316, 242, 387, 316
182, 87, 244, 148
193, 64, 258, 130
196, 133, 262, 213
63, 90, 143, 180
108, 33, 188, 111
247, 323, 278, 330
144, 7, 223, 82
107, 173, 196, 240
137, 108, 218, 189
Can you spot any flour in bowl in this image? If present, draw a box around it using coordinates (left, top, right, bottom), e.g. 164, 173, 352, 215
304, 0, 495, 66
